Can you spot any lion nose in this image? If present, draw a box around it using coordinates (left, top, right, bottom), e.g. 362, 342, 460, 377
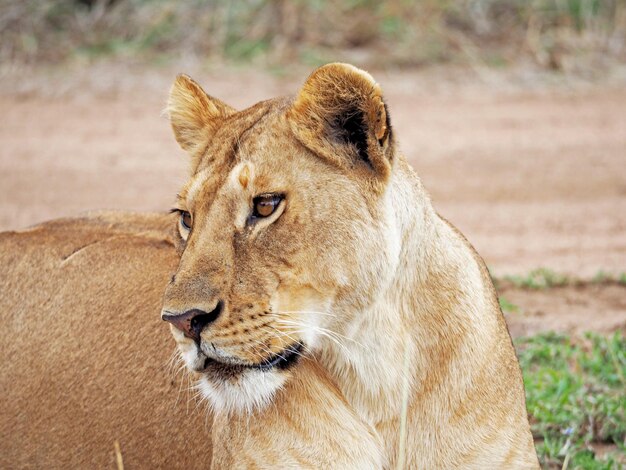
162, 302, 223, 342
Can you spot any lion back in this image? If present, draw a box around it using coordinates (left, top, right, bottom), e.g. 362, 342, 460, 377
0, 211, 212, 469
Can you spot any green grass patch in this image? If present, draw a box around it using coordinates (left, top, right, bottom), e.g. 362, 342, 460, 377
592, 271, 626, 286
493, 269, 626, 291
505, 268, 571, 289
515, 332, 625, 469
498, 296, 519, 313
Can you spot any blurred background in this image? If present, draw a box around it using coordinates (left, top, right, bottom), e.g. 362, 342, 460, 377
1, 1, 625, 468
2, 0, 625, 70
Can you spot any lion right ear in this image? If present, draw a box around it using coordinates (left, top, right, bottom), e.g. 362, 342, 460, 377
167, 74, 235, 154
288, 63, 394, 183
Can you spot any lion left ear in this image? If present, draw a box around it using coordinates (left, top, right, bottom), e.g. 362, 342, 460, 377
288, 63, 393, 180
167, 74, 236, 155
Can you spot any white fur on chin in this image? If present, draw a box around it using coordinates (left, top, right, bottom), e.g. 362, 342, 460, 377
197, 369, 287, 415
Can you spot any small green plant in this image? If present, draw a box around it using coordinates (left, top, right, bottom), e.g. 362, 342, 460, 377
593, 271, 612, 283
515, 332, 625, 469
498, 296, 519, 313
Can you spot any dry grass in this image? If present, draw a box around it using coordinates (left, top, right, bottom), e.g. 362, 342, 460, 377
1, 0, 624, 71
113, 440, 124, 470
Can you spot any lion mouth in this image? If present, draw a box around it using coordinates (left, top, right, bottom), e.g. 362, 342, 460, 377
200, 342, 303, 374
255, 342, 304, 371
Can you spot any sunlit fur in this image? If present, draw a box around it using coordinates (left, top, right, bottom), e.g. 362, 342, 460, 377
0, 212, 215, 468
163, 63, 539, 468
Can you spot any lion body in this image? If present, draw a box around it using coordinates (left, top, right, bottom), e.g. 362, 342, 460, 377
0, 212, 208, 468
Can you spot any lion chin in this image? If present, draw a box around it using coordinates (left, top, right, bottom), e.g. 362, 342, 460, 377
197, 368, 288, 415
187, 343, 304, 414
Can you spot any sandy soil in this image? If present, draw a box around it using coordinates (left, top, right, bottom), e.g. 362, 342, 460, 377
1, 64, 624, 336
503, 283, 626, 337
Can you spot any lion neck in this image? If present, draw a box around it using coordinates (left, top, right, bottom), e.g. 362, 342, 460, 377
317, 156, 495, 431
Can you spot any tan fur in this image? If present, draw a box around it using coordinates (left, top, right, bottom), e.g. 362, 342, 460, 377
0, 212, 208, 468
161, 63, 539, 468
0, 212, 380, 468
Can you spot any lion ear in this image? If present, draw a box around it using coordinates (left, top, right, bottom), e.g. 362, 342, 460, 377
167, 74, 235, 153
288, 63, 393, 180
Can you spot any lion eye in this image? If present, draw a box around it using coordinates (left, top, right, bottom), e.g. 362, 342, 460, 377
252, 194, 283, 218
180, 211, 192, 231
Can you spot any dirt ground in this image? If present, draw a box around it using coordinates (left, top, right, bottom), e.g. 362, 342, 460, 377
1, 63, 624, 336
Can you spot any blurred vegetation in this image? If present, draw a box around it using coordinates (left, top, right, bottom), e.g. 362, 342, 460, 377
504, 268, 572, 289
492, 268, 626, 291
516, 332, 625, 469
1, 0, 624, 70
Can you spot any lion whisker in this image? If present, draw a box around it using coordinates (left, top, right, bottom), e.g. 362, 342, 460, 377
275, 319, 352, 346
248, 335, 310, 363
273, 313, 370, 352
247, 338, 276, 362
274, 319, 354, 357
277, 309, 337, 318
262, 325, 314, 356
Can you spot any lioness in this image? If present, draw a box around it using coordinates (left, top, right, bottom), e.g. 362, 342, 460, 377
1, 63, 538, 468
162, 63, 538, 468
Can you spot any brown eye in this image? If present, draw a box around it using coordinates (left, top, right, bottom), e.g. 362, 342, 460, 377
252, 194, 283, 219
180, 211, 192, 230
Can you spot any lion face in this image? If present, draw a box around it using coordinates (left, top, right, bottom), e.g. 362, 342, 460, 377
161, 64, 398, 413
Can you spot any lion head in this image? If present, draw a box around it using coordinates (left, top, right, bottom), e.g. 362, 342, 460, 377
161, 63, 401, 413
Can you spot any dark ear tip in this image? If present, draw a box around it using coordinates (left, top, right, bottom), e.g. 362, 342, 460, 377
380, 101, 393, 143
